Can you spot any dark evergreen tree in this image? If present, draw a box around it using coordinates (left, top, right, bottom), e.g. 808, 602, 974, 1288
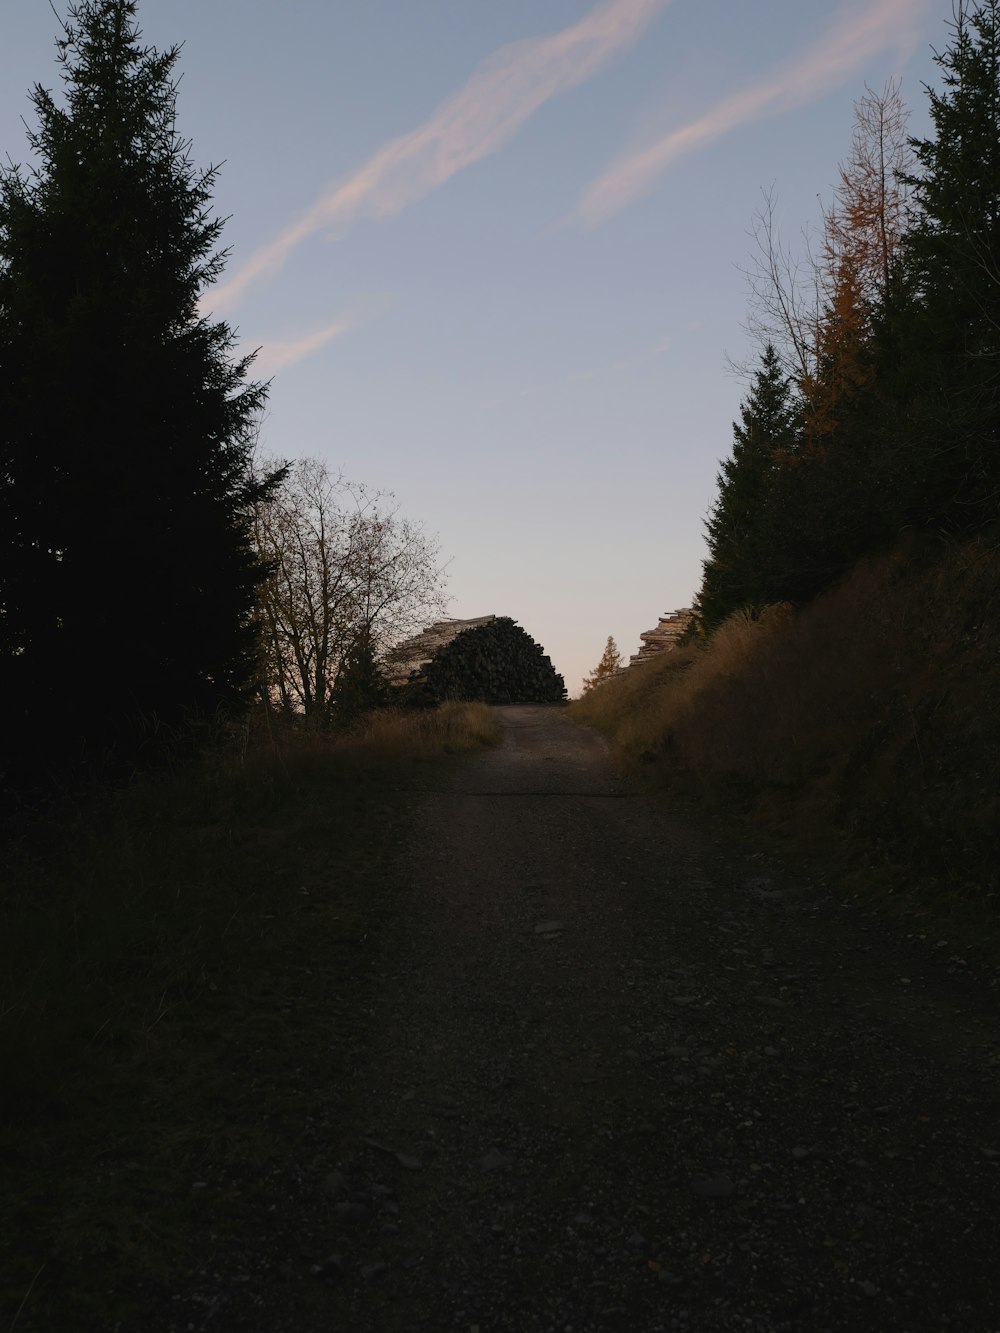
893, 0, 1000, 526
695, 4, 1000, 641
329, 631, 390, 727
0, 1, 279, 779
697, 345, 801, 630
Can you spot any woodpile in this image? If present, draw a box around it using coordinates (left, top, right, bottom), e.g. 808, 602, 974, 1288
383, 616, 497, 687
623, 608, 695, 671
398, 616, 567, 706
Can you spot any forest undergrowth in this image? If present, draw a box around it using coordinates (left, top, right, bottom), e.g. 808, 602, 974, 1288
0, 702, 498, 1330
572, 533, 1000, 929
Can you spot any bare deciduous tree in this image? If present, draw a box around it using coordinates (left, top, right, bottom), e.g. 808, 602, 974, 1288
253, 457, 448, 718
740, 185, 822, 386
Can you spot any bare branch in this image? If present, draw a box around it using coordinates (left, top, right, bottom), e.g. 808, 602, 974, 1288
253, 455, 449, 717
739, 185, 820, 385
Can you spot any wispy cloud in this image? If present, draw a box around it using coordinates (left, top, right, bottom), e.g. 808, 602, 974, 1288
574, 0, 926, 226
251, 314, 357, 376
208, 0, 669, 314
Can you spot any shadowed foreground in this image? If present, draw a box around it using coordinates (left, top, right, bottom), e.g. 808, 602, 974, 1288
168, 706, 1000, 1332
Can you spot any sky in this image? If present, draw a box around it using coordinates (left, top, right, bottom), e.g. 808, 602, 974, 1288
2, 0, 956, 693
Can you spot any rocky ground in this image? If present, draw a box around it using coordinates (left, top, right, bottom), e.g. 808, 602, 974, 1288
160, 705, 1000, 1332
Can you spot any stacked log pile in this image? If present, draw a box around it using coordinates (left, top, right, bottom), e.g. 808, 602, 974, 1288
383, 616, 497, 687
624, 608, 695, 670
401, 616, 566, 706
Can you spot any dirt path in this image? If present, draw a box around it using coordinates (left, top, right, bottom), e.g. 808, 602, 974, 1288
186, 706, 1000, 1331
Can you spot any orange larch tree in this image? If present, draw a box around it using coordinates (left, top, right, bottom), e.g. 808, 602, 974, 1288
804, 80, 912, 447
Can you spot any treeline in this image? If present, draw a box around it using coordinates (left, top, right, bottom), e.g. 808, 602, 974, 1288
0, 1, 443, 790
698, 1, 1000, 630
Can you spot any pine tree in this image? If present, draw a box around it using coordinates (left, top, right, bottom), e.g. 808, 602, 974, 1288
581, 636, 622, 693
0, 1, 279, 778
697, 345, 801, 630
894, 0, 1000, 525
329, 630, 390, 727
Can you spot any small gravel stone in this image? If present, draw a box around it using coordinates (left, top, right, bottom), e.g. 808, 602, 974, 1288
480, 1149, 513, 1172
310, 1253, 345, 1280
323, 1169, 348, 1197
690, 1173, 736, 1198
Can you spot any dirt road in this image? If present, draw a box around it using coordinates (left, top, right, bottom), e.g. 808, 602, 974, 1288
212, 706, 1000, 1331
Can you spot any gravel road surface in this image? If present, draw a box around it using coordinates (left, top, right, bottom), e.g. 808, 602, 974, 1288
189, 705, 1000, 1331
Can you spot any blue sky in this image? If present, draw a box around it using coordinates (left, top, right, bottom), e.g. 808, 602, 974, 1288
3, 0, 953, 692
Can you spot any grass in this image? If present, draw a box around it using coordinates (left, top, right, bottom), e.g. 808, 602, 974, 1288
0, 701, 499, 1331
571, 532, 1000, 918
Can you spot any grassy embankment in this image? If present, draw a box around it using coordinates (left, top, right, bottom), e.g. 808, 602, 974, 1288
0, 702, 499, 1331
572, 534, 1000, 918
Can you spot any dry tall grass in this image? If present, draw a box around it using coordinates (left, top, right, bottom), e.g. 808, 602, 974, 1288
0, 702, 499, 1113
339, 699, 501, 760
572, 534, 1000, 906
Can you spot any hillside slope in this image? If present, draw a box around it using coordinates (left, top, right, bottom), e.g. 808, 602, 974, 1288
572, 534, 1000, 914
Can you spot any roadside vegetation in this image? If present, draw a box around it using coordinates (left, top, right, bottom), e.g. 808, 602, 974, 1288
0, 702, 499, 1329
0, 1, 448, 792
2, 702, 499, 1115
574, 3, 1000, 924
580, 635, 623, 694
573, 531, 1000, 915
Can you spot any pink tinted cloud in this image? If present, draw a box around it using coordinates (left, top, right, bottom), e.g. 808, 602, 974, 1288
574, 0, 926, 226
208, 0, 669, 315
252, 314, 356, 376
